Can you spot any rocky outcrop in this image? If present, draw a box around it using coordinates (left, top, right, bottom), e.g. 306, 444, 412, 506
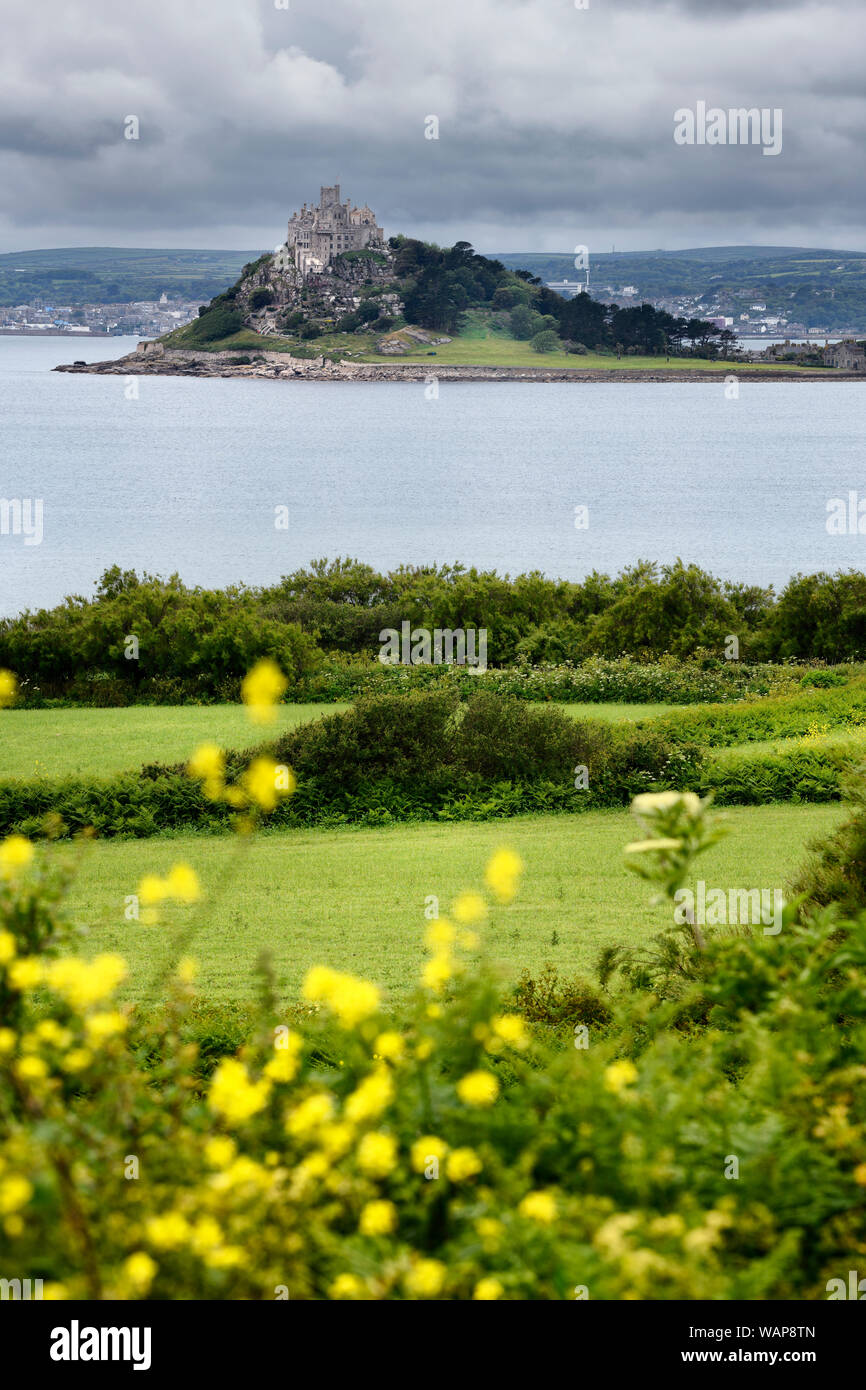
54, 346, 866, 383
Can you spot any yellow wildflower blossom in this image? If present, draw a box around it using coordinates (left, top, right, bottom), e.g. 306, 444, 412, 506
453, 891, 487, 924
359, 1200, 397, 1236
204, 1136, 236, 1169
208, 1058, 272, 1124
331, 1273, 365, 1299
404, 1259, 446, 1298
604, 1059, 639, 1094
373, 1031, 405, 1062
421, 954, 452, 993
146, 1212, 191, 1251
446, 1148, 483, 1182
187, 743, 225, 801
0, 835, 34, 879
286, 1092, 335, 1137
484, 847, 523, 904
241, 658, 288, 724
8, 956, 43, 992
123, 1253, 157, 1292
0, 669, 18, 707
84, 1011, 128, 1043
357, 1131, 398, 1178
473, 1277, 504, 1300
0, 930, 17, 964
456, 1070, 499, 1108
345, 1068, 393, 1123
0, 1176, 33, 1214
491, 1013, 528, 1049
519, 1190, 557, 1224
165, 863, 201, 903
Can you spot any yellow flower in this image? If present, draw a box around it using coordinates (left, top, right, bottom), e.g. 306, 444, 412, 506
345, 1068, 393, 1123
165, 863, 201, 903
187, 743, 225, 801
446, 1148, 482, 1182
204, 1136, 236, 1169
62, 1048, 92, 1073
424, 918, 456, 951
286, 1092, 335, 1137
16, 1056, 48, 1081
456, 1070, 499, 1108
208, 1058, 272, 1124
331, 1272, 365, 1299
453, 891, 487, 924
519, 1190, 557, 1224
243, 757, 287, 813
46, 955, 126, 1010
138, 874, 168, 907
301, 965, 340, 1002
604, 1059, 639, 1094
42, 1283, 69, 1300
7, 956, 43, 992
0, 835, 34, 879
177, 956, 198, 984
359, 1200, 397, 1236
484, 847, 523, 904
123, 1252, 157, 1292
491, 1014, 528, 1049
411, 1135, 448, 1173
302, 966, 380, 1028
404, 1259, 446, 1298
241, 658, 288, 724
189, 1216, 224, 1256
35, 1019, 70, 1047
854, 1163, 866, 1187
264, 1035, 303, 1084
0, 668, 18, 707
0, 930, 17, 965
476, 1217, 503, 1246
421, 954, 452, 993
84, 1011, 128, 1043
320, 1122, 354, 1158
474, 1277, 504, 1300
357, 1131, 398, 1178
0, 1028, 15, 1054
0, 1176, 33, 1214
146, 1213, 191, 1251
415, 1038, 433, 1061
373, 1031, 405, 1062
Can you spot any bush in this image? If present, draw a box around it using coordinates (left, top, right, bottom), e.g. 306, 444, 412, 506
249, 288, 274, 311
530, 330, 561, 354
186, 307, 244, 343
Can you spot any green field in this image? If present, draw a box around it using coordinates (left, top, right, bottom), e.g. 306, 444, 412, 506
0, 703, 349, 779
0, 701, 673, 779
60, 803, 843, 1005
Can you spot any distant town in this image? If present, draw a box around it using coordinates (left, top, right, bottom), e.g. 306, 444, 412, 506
0, 294, 200, 337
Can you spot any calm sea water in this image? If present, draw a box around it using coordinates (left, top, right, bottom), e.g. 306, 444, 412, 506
0, 334, 864, 617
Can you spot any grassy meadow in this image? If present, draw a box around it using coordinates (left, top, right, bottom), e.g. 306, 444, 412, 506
61, 802, 843, 1004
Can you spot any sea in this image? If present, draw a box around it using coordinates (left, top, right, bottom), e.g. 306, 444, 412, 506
1, 334, 864, 617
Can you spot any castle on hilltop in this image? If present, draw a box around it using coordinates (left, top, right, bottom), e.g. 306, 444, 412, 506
275, 185, 385, 278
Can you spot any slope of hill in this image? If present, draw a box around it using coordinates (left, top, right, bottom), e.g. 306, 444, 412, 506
0, 247, 264, 306
494, 247, 866, 328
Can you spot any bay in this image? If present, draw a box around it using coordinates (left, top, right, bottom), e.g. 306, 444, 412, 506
0, 334, 864, 617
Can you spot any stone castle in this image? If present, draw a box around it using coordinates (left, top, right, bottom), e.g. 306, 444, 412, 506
274, 185, 385, 278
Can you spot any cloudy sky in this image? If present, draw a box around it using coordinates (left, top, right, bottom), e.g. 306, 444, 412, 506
0, 0, 863, 255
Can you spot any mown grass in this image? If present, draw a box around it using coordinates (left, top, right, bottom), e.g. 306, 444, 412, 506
0, 701, 669, 779
0, 704, 349, 779
61, 803, 844, 1005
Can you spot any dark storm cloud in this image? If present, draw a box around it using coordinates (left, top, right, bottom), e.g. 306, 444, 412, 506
0, 0, 863, 252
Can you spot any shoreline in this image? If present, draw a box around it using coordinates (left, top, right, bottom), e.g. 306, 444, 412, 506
53, 344, 866, 383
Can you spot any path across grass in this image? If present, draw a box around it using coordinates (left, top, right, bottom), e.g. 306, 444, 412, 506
60, 803, 844, 1005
